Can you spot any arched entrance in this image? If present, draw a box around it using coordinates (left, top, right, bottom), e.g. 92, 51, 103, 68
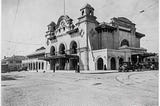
110, 57, 116, 70
58, 43, 66, 70
70, 41, 77, 54
119, 58, 123, 66
70, 41, 78, 70
97, 58, 103, 70
121, 39, 129, 47
50, 46, 55, 55
50, 46, 56, 71
59, 44, 65, 54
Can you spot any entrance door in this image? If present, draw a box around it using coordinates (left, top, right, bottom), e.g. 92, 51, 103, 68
59, 58, 66, 70
50, 60, 55, 70
119, 58, 123, 66
70, 59, 77, 70
97, 58, 103, 70
111, 57, 116, 70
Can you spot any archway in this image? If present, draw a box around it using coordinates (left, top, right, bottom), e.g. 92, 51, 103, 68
50, 46, 55, 55
50, 46, 56, 71
119, 58, 123, 66
59, 43, 65, 54
121, 39, 129, 47
70, 41, 77, 54
59, 43, 66, 70
97, 58, 103, 70
110, 57, 116, 70
69, 41, 78, 70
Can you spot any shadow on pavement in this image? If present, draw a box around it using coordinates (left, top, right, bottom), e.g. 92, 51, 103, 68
80, 71, 118, 74
1, 75, 25, 81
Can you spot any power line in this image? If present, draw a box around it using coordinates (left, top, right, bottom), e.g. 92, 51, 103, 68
131, 1, 158, 20
2, 40, 43, 46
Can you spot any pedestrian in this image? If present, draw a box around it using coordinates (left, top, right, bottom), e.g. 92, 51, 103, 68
77, 62, 80, 73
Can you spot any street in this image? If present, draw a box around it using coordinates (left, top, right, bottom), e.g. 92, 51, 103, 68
1, 70, 158, 106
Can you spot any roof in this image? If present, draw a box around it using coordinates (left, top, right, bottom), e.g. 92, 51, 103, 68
117, 17, 133, 24
36, 46, 45, 51
39, 54, 79, 61
47, 21, 56, 26
27, 47, 46, 57
2, 55, 26, 62
80, 3, 94, 10
132, 53, 156, 58
135, 32, 145, 38
95, 22, 116, 31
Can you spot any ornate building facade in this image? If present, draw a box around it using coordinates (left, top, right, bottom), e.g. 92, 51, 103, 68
24, 4, 147, 71
42, 4, 146, 71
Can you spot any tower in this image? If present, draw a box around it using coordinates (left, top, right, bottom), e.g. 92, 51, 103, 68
78, 3, 97, 23
77, 4, 98, 70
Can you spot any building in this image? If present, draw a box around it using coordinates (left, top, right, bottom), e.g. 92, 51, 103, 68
1, 55, 26, 73
25, 4, 150, 72
22, 47, 47, 72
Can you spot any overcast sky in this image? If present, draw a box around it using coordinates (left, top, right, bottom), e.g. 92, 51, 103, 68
2, 0, 159, 58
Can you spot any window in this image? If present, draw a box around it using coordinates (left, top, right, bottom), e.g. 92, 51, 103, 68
10, 61, 13, 63
63, 27, 65, 31
50, 46, 55, 55
42, 62, 44, 70
39, 62, 41, 70
16, 61, 21, 63
82, 10, 84, 16
121, 39, 129, 47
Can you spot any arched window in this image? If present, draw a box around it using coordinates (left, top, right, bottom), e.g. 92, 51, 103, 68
70, 41, 77, 54
59, 43, 65, 54
121, 39, 129, 47
97, 58, 103, 70
50, 46, 55, 56
110, 57, 116, 70
63, 27, 65, 31
82, 10, 84, 16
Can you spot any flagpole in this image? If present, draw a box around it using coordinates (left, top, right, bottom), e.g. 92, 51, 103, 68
64, 0, 65, 15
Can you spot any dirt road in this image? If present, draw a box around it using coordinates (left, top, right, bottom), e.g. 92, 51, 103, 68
1, 71, 158, 106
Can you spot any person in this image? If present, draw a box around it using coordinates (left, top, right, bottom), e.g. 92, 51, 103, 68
53, 65, 55, 73
104, 65, 107, 70
76, 62, 80, 73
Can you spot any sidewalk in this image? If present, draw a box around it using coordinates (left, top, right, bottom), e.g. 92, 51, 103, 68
35, 70, 119, 74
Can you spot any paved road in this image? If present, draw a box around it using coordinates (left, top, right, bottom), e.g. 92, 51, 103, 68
1, 71, 158, 106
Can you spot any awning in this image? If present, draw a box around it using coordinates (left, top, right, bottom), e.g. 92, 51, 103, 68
132, 53, 156, 58
38, 54, 79, 61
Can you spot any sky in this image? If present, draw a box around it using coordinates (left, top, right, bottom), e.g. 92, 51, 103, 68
1, 0, 159, 58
